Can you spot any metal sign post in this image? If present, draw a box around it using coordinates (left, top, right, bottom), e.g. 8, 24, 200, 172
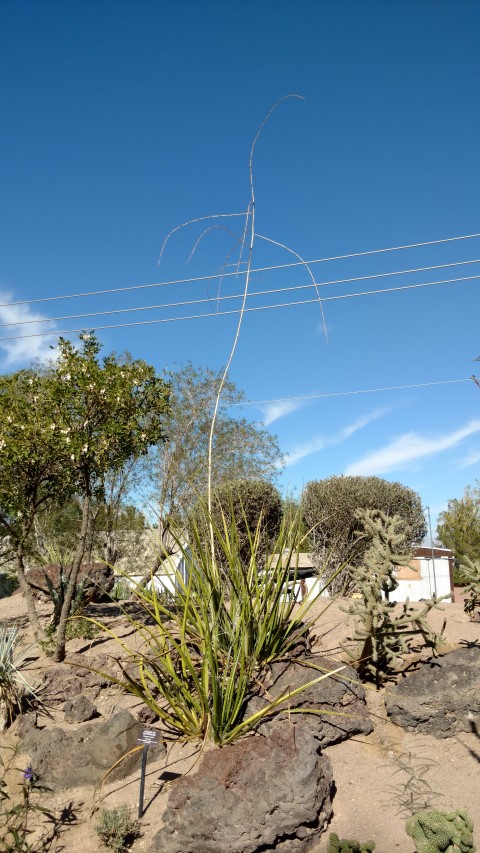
137, 727, 160, 819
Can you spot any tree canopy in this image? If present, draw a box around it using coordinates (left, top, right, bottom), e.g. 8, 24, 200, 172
302, 475, 427, 592
189, 479, 284, 573
153, 363, 283, 522
0, 333, 170, 657
437, 483, 480, 575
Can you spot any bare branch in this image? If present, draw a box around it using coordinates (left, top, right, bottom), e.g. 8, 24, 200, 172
256, 233, 328, 341
158, 212, 247, 266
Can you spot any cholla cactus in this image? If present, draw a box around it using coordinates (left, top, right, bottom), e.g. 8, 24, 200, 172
405, 808, 475, 853
327, 833, 375, 852
341, 510, 444, 685
459, 557, 480, 621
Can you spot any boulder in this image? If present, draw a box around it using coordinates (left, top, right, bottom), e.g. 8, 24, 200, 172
152, 725, 333, 853
27, 562, 114, 603
19, 709, 165, 789
37, 654, 111, 705
243, 655, 373, 746
386, 645, 480, 737
63, 694, 98, 723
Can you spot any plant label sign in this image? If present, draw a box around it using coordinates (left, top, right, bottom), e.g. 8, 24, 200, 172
137, 727, 160, 746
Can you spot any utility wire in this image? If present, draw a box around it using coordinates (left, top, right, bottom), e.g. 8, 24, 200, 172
1, 261, 479, 330
1, 230, 480, 310
0, 270, 479, 341
235, 378, 473, 406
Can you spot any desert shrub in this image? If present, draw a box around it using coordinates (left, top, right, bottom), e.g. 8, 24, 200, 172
386, 747, 440, 818
95, 805, 140, 851
302, 476, 426, 593
65, 616, 100, 641
111, 578, 134, 601
188, 478, 283, 573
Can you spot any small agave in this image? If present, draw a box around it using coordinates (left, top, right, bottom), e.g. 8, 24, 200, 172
0, 623, 37, 727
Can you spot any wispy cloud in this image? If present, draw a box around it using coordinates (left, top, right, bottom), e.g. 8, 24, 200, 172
0, 292, 57, 367
261, 398, 306, 426
457, 448, 480, 469
345, 419, 480, 476
283, 407, 388, 468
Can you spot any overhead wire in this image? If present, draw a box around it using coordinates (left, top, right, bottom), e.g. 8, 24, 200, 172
235, 378, 473, 406
1, 270, 479, 341
0, 259, 479, 330
1, 230, 480, 310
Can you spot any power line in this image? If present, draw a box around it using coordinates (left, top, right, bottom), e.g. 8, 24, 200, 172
1, 230, 480, 310
1, 262, 479, 330
0, 270, 478, 341
236, 378, 473, 406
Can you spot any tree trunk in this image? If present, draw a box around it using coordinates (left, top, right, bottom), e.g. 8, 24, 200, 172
16, 550, 45, 643
53, 491, 91, 662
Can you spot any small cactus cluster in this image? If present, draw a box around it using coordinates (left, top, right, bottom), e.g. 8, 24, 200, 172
341, 509, 444, 685
405, 808, 475, 853
327, 834, 375, 853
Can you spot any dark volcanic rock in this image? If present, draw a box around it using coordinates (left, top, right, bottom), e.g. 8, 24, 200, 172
386, 645, 480, 737
38, 654, 111, 706
63, 694, 97, 723
243, 655, 373, 746
20, 709, 165, 789
27, 562, 114, 603
151, 726, 333, 853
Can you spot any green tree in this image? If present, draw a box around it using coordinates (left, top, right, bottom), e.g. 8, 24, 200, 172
436, 483, 480, 579
302, 476, 427, 593
0, 334, 170, 659
0, 369, 73, 639
154, 363, 283, 523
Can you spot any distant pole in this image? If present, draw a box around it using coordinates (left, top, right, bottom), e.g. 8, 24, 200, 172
426, 506, 438, 597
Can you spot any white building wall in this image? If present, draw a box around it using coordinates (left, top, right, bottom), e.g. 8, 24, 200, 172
115, 553, 187, 597
390, 557, 452, 603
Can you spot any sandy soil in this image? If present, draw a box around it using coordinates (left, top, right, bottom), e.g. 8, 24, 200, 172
1, 590, 479, 853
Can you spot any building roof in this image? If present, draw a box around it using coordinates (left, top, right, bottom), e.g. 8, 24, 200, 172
271, 552, 315, 569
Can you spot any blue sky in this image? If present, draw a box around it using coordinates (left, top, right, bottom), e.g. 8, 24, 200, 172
1, 1, 480, 533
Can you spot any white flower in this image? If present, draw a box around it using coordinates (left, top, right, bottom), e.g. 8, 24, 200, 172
64, 373, 71, 381
100, 388, 106, 395
50, 423, 56, 430
81, 444, 88, 454
17, 511, 23, 518
0, 440, 6, 450
70, 453, 75, 461
7, 416, 12, 423
65, 437, 71, 444
28, 378, 34, 385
